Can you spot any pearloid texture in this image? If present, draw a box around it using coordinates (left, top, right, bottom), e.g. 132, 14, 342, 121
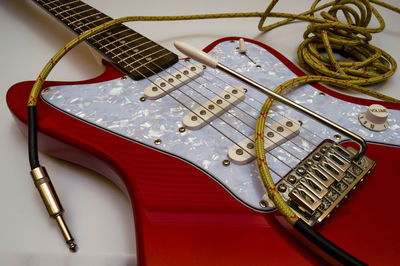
42, 40, 400, 211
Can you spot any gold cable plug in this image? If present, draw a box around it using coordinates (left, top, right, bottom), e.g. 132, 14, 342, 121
30, 166, 77, 252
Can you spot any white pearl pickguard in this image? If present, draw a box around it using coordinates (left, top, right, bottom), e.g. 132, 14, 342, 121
41, 39, 400, 212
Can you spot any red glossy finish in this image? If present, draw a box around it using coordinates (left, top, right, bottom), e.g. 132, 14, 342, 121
6, 39, 400, 265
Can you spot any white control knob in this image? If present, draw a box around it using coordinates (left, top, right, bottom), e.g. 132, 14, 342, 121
359, 104, 389, 131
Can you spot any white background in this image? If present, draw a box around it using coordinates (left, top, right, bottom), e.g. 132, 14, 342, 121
1, 0, 399, 265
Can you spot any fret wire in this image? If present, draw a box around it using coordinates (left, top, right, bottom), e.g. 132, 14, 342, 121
99, 32, 139, 49
38, 0, 170, 80
115, 41, 155, 62
73, 16, 111, 31
124, 48, 172, 70
41, 0, 64, 7
105, 36, 145, 54
48, 0, 80, 12
54, 3, 87, 16
67, 11, 103, 25
62, 8, 97, 21
90, 28, 132, 45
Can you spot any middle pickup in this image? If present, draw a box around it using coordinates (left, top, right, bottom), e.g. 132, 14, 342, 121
228, 118, 301, 165
183, 86, 246, 130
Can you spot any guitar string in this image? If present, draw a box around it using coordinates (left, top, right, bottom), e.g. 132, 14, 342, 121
56, 5, 314, 169
94, 31, 321, 160
42, 1, 303, 175
39, 0, 374, 175
46, 0, 324, 151
67, 5, 321, 157
66, 11, 103, 25
38, 0, 346, 179
161, 60, 319, 157
88, 21, 323, 151
40, 0, 324, 169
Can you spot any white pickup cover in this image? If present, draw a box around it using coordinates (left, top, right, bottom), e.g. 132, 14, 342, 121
144, 64, 203, 100
183, 86, 245, 130
228, 118, 301, 165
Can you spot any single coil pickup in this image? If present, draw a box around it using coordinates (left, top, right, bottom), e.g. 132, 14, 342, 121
182, 86, 245, 130
227, 118, 300, 165
144, 64, 203, 100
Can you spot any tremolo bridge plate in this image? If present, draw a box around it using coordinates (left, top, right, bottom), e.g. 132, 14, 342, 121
276, 140, 375, 226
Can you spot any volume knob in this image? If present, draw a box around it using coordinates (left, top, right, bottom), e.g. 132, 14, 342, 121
359, 104, 389, 131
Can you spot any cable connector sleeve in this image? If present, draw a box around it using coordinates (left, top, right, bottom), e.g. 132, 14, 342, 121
30, 166, 77, 252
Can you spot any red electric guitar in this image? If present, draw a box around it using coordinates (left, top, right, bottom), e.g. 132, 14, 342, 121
7, 0, 400, 264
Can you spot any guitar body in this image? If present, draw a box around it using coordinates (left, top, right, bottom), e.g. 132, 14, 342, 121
7, 37, 400, 265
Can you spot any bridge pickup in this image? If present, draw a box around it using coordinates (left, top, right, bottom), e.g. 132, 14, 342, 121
144, 64, 203, 100
227, 118, 300, 165
182, 86, 245, 130
276, 140, 375, 226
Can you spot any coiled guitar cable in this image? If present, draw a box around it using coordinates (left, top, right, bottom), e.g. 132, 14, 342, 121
26, 0, 399, 263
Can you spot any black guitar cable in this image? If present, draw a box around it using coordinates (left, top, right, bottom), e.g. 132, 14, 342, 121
28, 106, 77, 252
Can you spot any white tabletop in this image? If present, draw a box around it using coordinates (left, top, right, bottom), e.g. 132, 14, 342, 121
1, 1, 399, 265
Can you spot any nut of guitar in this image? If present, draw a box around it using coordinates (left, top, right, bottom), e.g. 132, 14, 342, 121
276, 140, 375, 226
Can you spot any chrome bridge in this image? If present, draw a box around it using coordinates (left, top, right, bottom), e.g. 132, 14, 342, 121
276, 140, 375, 226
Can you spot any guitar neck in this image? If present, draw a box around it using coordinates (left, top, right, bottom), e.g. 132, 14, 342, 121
33, 0, 178, 80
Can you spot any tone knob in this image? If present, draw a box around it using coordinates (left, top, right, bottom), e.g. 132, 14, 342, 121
359, 104, 389, 131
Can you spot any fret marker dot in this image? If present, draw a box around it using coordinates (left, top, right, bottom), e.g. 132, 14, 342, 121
120, 40, 126, 44
76, 22, 83, 26
133, 49, 139, 53
146, 57, 152, 61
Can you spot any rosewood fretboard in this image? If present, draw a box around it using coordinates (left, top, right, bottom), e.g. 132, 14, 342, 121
34, 0, 178, 80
